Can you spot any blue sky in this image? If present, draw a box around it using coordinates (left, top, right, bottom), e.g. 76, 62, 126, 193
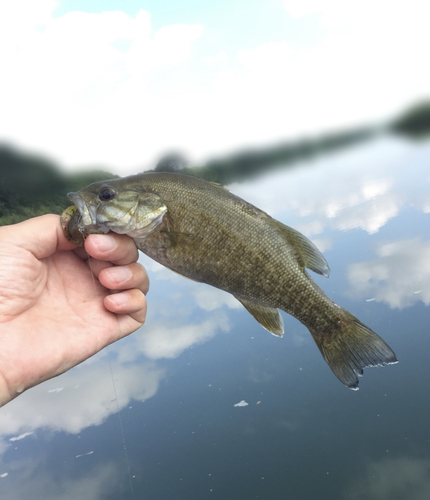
53, 0, 323, 48
0, 0, 429, 174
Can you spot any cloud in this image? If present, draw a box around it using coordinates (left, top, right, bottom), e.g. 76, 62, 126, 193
309, 237, 332, 253
330, 184, 403, 235
225, 1, 430, 143
413, 173, 430, 214
0, 5, 203, 171
347, 238, 430, 309
1, 1, 430, 173
192, 287, 242, 312
0, 459, 125, 500
9, 432, 33, 442
203, 50, 228, 67
230, 138, 409, 236
283, 0, 325, 18
134, 314, 230, 360
0, 0, 57, 39
345, 456, 430, 500
0, 354, 164, 453
237, 42, 291, 72
286, 172, 403, 236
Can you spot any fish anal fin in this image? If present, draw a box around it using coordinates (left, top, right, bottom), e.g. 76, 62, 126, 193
236, 297, 284, 337
277, 224, 330, 277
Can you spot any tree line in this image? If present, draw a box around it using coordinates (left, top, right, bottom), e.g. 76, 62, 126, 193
0, 146, 117, 225
1, 100, 429, 225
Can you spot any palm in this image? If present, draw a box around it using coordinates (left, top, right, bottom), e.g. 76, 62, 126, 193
0, 215, 147, 405
1, 246, 118, 389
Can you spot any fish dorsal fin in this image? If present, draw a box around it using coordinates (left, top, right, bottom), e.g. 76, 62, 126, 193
236, 297, 284, 337
207, 181, 229, 191
277, 224, 330, 277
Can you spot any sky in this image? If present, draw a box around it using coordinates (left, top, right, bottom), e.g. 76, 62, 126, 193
0, 0, 429, 175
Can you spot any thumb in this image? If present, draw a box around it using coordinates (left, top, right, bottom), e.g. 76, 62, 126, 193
0, 214, 76, 260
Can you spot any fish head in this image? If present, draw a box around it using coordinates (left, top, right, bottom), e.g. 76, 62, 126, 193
67, 177, 167, 238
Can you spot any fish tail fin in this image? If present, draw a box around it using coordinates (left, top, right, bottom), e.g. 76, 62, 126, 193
309, 312, 398, 390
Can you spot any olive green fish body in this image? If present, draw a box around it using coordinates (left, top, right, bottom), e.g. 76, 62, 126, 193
132, 175, 327, 317
67, 172, 397, 389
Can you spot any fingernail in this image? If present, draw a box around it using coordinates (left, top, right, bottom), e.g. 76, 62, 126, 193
105, 266, 131, 284
90, 234, 116, 252
109, 292, 129, 306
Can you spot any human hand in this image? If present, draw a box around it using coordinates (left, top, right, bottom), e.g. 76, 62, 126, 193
0, 214, 149, 406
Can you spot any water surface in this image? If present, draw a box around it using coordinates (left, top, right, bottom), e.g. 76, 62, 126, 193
1, 136, 429, 500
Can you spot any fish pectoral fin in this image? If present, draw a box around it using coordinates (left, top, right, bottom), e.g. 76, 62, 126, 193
236, 297, 284, 337
277, 223, 330, 277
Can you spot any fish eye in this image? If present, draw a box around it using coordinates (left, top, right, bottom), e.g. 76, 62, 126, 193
99, 188, 116, 201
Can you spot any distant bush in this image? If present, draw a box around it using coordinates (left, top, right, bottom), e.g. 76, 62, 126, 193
0, 144, 117, 225
390, 101, 430, 137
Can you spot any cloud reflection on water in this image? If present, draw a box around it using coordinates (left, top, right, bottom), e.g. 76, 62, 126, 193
0, 459, 124, 500
119, 314, 230, 361
347, 239, 430, 309
0, 297, 233, 456
230, 138, 427, 238
0, 356, 164, 454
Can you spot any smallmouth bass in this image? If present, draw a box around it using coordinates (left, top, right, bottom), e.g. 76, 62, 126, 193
64, 172, 397, 389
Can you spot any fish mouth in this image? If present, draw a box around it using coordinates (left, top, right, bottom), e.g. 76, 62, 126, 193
67, 192, 97, 226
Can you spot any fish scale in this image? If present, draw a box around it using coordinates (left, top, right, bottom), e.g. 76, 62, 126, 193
65, 172, 398, 389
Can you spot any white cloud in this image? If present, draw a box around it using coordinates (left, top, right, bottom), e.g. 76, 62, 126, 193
230, 138, 409, 236
414, 173, 430, 214
347, 238, 430, 309
237, 42, 291, 72
283, 0, 324, 18
9, 432, 33, 442
0, 5, 203, 171
135, 315, 230, 359
0, 0, 57, 38
0, 354, 164, 453
192, 287, 242, 312
331, 187, 403, 234
0, 460, 123, 500
309, 237, 332, 253
1, 1, 429, 173
203, 50, 228, 67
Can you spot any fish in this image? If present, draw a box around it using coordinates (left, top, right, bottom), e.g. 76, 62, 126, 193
65, 172, 398, 389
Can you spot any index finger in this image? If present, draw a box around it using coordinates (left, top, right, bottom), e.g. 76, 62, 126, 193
84, 233, 139, 265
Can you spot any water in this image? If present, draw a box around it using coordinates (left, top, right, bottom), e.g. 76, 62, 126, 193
1, 136, 429, 499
